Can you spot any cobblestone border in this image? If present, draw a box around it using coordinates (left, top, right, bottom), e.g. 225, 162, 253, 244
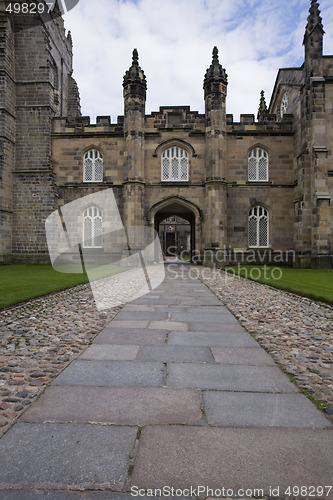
0, 283, 122, 437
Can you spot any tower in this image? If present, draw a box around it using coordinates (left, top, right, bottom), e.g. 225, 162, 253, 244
122, 49, 147, 238
297, 0, 331, 267
203, 47, 228, 256
0, 5, 80, 263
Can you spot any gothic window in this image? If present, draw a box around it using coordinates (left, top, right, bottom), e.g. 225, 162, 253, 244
83, 206, 103, 248
248, 206, 269, 248
161, 147, 189, 181
83, 149, 103, 183
280, 92, 289, 119
248, 148, 268, 182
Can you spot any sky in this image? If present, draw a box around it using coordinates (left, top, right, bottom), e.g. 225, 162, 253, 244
65, 0, 333, 123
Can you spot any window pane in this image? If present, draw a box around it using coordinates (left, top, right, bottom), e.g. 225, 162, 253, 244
83, 217, 92, 247
249, 217, 257, 247
258, 158, 268, 180
171, 157, 178, 179
162, 158, 170, 180
95, 158, 103, 182
259, 216, 268, 246
93, 217, 103, 247
84, 159, 93, 182
180, 157, 188, 180
248, 157, 257, 180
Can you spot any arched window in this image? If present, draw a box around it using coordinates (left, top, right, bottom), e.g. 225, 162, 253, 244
249, 206, 269, 248
248, 148, 268, 181
83, 206, 103, 248
161, 147, 189, 181
83, 149, 103, 183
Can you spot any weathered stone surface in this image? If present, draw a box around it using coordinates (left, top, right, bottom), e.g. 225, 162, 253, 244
138, 345, 213, 363
211, 346, 275, 365
52, 360, 165, 387
79, 345, 140, 361
22, 386, 202, 425
131, 426, 333, 495
203, 391, 332, 427
0, 423, 137, 491
114, 311, 168, 321
93, 328, 167, 345
149, 321, 188, 331
107, 320, 149, 329
166, 363, 297, 392
168, 331, 259, 348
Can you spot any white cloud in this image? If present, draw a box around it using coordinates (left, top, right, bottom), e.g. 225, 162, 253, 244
65, 0, 333, 122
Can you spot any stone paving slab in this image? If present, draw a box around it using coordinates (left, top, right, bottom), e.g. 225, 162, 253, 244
0, 423, 137, 491
21, 386, 202, 426
124, 305, 156, 312
79, 345, 140, 361
203, 391, 332, 427
52, 360, 165, 387
149, 321, 188, 331
169, 312, 239, 323
93, 328, 167, 345
211, 346, 275, 365
132, 296, 222, 306
131, 426, 333, 496
0, 491, 138, 499
168, 331, 259, 348
179, 298, 223, 306
131, 297, 187, 306
114, 311, 169, 321
188, 321, 247, 332
137, 345, 213, 363
166, 363, 298, 392
108, 320, 149, 329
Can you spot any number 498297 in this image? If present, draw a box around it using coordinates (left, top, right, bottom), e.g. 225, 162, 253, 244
6, 3, 54, 14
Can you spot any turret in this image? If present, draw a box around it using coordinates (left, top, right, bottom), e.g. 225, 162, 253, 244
257, 90, 268, 121
203, 46, 228, 180
303, 0, 324, 76
203, 46, 228, 119
123, 49, 147, 181
203, 47, 228, 254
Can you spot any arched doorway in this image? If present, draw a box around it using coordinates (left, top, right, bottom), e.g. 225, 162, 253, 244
159, 215, 191, 257
150, 197, 201, 262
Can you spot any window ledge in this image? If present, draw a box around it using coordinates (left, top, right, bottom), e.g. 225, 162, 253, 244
161, 181, 190, 185
246, 180, 271, 184
82, 247, 104, 252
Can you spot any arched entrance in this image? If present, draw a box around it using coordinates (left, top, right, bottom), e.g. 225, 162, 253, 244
150, 197, 201, 262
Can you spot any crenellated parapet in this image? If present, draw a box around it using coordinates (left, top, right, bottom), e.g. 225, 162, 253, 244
226, 114, 293, 134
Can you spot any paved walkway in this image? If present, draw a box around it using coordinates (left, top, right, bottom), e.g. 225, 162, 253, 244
0, 264, 332, 499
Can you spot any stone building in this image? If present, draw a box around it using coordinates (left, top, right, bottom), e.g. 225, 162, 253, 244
0, 0, 332, 268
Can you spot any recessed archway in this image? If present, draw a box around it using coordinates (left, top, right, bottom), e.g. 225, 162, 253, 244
150, 197, 202, 262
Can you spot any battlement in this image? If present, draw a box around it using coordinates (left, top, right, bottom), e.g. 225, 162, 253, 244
226, 113, 293, 134
52, 116, 124, 135
148, 106, 205, 131
52, 110, 294, 136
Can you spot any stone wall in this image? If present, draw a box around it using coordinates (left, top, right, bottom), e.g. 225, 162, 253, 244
0, 7, 15, 261
0, 5, 79, 263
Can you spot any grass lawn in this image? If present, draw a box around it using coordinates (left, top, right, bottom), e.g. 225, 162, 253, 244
0, 264, 126, 309
225, 265, 333, 303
